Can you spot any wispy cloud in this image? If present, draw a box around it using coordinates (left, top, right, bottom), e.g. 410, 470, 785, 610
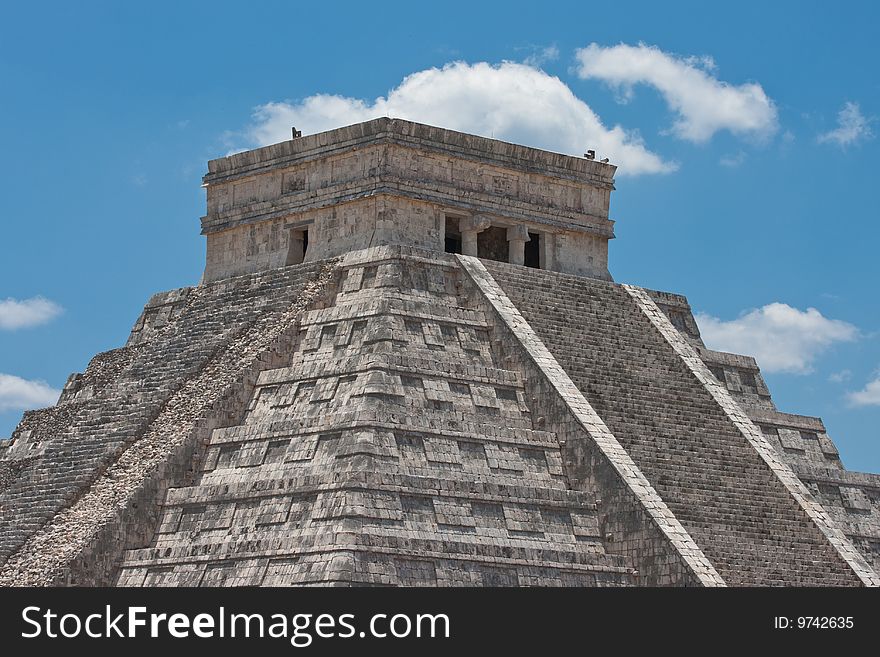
0, 373, 60, 412
829, 369, 852, 383
237, 61, 675, 176
696, 302, 858, 374
574, 42, 778, 143
522, 44, 560, 67
847, 372, 880, 407
0, 297, 62, 330
817, 101, 874, 148
719, 151, 746, 168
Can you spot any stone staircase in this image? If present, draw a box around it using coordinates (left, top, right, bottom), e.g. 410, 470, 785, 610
646, 286, 880, 577
484, 260, 864, 586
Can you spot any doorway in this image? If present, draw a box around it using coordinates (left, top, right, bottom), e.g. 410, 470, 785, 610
444, 216, 462, 254
524, 232, 541, 268
286, 228, 310, 265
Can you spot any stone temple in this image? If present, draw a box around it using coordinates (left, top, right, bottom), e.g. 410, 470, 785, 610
1, 117, 879, 587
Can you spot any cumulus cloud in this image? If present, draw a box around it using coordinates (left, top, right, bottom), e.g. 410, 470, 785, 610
574, 42, 778, 143
695, 303, 858, 374
848, 374, 880, 407
817, 101, 874, 148
0, 297, 62, 330
242, 61, 674, 175
0, 374, 60, 412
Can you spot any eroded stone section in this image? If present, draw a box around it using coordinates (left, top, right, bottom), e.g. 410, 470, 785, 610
0, 262, 339, 585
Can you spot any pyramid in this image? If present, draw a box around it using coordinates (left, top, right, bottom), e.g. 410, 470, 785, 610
0, 118, 877, 586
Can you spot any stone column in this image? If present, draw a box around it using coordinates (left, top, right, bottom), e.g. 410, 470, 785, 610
459, 215, 492, 256
461, 230, 478, 257
507, 225, 529, 266
541, 232, 555, 271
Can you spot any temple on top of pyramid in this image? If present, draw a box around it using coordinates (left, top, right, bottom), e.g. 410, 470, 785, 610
1, 119, 878, 587
200, 117, 615, 282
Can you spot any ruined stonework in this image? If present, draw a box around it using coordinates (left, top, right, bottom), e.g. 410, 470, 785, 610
1, 119, 878, 586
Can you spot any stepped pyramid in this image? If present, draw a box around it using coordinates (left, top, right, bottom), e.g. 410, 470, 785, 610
1, 118, 878, 586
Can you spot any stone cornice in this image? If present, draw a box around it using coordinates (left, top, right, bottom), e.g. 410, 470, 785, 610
204, 117, 617, 190
794, 465, 880, 490
745, 407, 826, 432
201, 177, 616, 238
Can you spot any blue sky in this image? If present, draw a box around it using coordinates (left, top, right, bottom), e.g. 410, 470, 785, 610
1, 1, 878, 471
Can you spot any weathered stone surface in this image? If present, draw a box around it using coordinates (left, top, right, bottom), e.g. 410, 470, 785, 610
1, 119, 877, 586
114, 248, 635, 587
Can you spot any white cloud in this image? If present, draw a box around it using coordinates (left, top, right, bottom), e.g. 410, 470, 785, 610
0, 297, 62, 330
574, 42, 778, 143
817, 101, 874, 148
0, 373, 60, 412
695, 303, 858, 374
848, 374, 880, 407
242, 61, 674, 175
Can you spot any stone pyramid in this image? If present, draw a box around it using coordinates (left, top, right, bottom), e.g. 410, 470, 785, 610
1, 119, 877, 586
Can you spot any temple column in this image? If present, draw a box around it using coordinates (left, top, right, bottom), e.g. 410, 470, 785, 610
507, 225, 529, 266
459, 215, 492, 256
461, 230, 478, 256
541, 232, 555, 271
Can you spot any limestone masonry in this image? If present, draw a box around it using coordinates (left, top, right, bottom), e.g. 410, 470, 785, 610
1, 118, 878, 586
